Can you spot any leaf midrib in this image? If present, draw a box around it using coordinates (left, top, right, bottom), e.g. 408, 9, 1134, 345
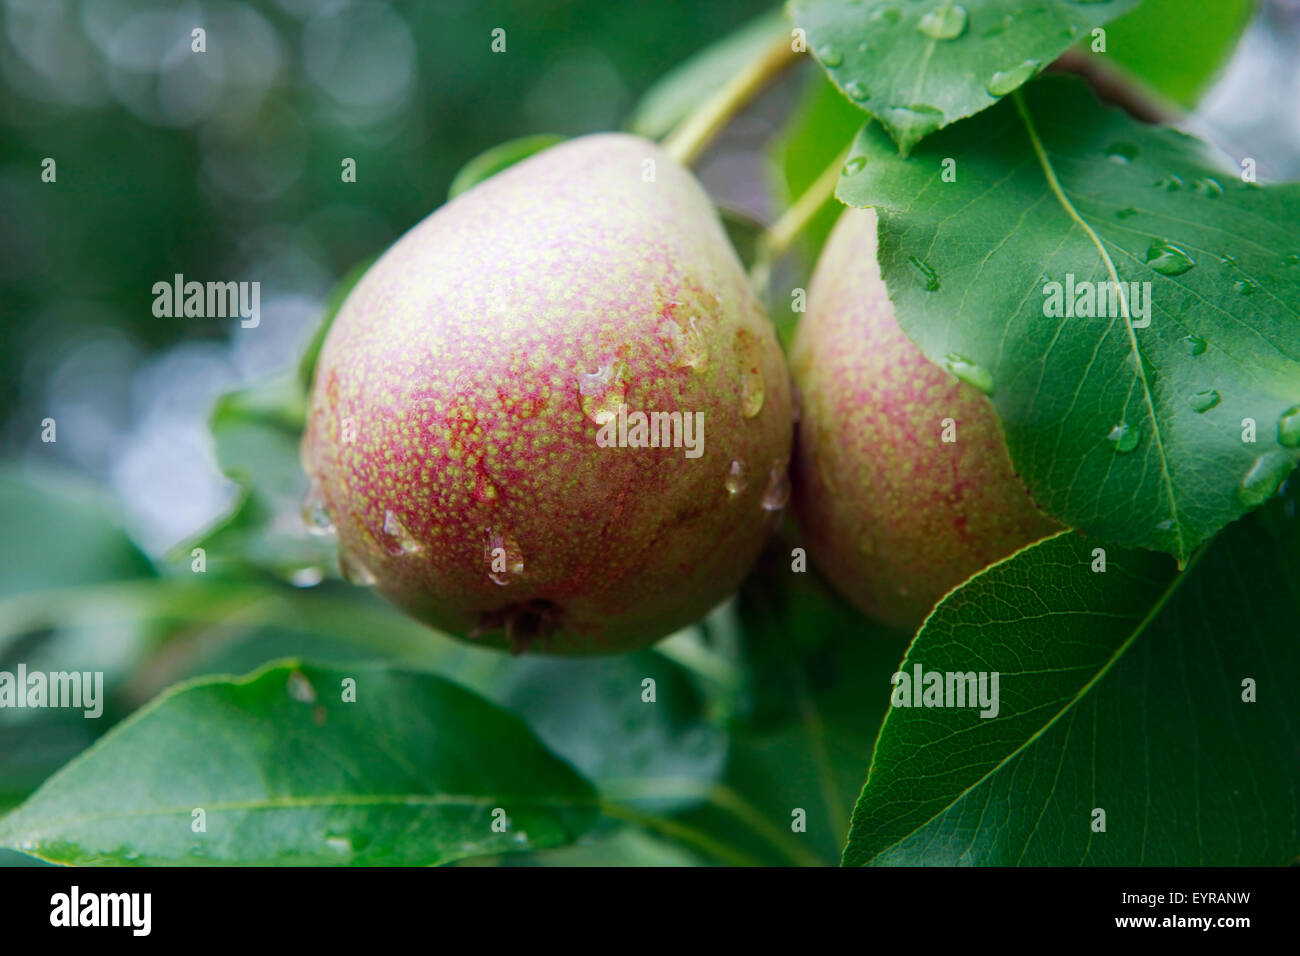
904, 0, 953, 109
854, 537, 1206, 865
1012, 89, 1187, 563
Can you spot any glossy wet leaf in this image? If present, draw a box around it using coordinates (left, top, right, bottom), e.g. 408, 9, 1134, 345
845, 481, 1300, 865
475, 649, 729, 816
672, 540, 908, 864
837, 76, 1300, 562
790, 0, 1140, 153
0, 661, 598, 866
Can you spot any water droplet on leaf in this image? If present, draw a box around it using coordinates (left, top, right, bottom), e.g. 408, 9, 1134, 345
287, 670, 317, 703
1237, 452, 1293, 508
917, 5, 968, 39
870, 3, 901, 23
1105, 142, 1139, 163
944, 354, 994, 395
882, 104, 945, 143
842, 155, 867, 176
1107, 421, 1140, 453
1188, 389, 1220, 413
908, 255, 941, 291
1191, 178, 1224, 198
987, 60, 1040, 97
816, 45, 843, 67
1146, 239, 1196, 276
1277, 405, 1300, 448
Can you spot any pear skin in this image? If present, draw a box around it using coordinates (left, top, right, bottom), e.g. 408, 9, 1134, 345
792, 207, 1061, 631
303, 134, 792, 654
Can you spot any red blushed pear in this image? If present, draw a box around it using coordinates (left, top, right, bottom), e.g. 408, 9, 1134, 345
791, 207, 1062, 631
302, 134, 793, 655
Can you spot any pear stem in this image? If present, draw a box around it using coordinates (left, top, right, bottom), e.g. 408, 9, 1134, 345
662, 31, 801, 167
749, 143, 851, 290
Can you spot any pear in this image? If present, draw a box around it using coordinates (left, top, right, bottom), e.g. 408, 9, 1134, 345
791, 207, 1061, 631
303, 134, 792, 654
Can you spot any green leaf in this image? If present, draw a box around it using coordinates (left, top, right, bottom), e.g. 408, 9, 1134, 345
213, 374, 306, 438
0, 579, 428, 671
669, 539, 908, 865
790, 0, 1140, 154
626, 7, 789, 139
0, 709, 102, 815
735, 538, 906, 733
184, 377, 336, 583
486, 651, 728, 815
0, 661, 597, 866
447, 134, 565, 201
837, 75, 1300, 562
1101, 0, 1253, 107
844, 481, 1300, 866
0, 467, 154, 597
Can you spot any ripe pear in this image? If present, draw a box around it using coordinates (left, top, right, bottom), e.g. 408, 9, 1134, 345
302, 134, 792, 655
791, 207, 1061, 631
